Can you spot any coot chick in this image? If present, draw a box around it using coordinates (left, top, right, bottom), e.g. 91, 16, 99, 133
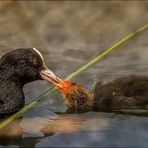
0, 48, 58, 114
41, 74, 148, 113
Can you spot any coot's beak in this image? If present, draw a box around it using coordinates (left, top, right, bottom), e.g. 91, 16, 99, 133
40, 68, 60, 84
40, 68, 67, 88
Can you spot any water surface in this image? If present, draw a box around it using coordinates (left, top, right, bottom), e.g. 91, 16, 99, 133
0, 1, 148, 147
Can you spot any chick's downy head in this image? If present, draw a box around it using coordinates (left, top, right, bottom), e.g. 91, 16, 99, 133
53, 79, 94, 113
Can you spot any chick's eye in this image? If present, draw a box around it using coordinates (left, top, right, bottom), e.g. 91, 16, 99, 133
71, 82, 77, 86
33, 58, 39, 65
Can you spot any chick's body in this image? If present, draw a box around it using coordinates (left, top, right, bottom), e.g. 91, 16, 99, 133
55, 75, 148, 113
93, 75, 148, 111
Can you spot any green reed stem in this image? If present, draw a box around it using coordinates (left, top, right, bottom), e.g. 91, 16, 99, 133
0, 23, 147, 130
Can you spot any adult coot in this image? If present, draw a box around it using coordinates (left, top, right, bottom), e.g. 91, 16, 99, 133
41, 73, 148, 113
0, 48, 58, 114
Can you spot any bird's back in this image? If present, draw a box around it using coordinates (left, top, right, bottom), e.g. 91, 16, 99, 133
93, 75, 148, 111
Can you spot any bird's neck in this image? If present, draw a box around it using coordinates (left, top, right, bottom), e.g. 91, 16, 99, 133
0, 77, 25, 113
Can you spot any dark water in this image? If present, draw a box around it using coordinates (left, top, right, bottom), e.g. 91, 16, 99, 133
0, 1, 148, 147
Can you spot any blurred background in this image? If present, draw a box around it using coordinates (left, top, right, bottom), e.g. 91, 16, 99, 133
0, 1, 148, 147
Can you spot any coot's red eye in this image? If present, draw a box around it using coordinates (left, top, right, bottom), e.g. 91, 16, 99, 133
33, 58, 39, 65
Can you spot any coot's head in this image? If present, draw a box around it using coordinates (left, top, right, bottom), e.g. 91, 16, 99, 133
1, 48, 58, 84
41, 73, 93, 113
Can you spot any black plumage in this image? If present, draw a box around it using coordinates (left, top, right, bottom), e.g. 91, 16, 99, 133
93, 75, 148, 111
48, 75, 148, 113
0, 48, 48, 114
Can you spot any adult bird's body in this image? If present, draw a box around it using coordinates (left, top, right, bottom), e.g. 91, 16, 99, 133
0, 48, 58, 114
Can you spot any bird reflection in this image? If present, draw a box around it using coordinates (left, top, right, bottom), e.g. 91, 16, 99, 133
0, 114, 108, 147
